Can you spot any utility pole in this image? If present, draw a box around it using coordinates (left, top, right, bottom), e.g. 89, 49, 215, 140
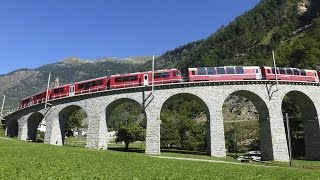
45, 72, 51, 109
285, 113, 292, 166
152, 55, 155, 94
1, 95, 5, 116
234, 130, 237, 157
272, 50, 279, 90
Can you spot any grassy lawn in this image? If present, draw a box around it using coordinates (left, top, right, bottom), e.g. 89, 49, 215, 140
1, 138, 320, 179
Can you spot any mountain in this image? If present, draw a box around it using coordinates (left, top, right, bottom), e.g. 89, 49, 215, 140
0, 57, 151, 110
142, 0, 320, 75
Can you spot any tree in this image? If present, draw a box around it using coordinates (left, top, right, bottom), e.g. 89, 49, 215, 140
282, 96, 305, 157
66, 109, 86, 137
115, 122, 145, 150
160, 117, 180, 148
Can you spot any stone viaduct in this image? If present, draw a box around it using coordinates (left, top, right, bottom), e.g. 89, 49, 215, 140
3, 81, 320, 162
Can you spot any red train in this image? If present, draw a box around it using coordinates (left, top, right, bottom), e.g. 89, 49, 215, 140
188, 66, 320, 82
18, 66, 320, 109
19, 68, 182, 109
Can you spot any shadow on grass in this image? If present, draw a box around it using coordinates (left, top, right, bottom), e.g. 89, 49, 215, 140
108, 146, 209, 156
108, 147, 145, 153
63, 144, 86, 148
160, 148, 207, 156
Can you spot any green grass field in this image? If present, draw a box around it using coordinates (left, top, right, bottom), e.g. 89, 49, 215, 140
1, 138, 320, 179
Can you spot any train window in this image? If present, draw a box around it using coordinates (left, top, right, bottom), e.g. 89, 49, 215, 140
293, 69, 300, 75
161, 72, 170, 78
115, 77, 122, 82
35, 94, 42, 99
78, 84, 84, 89
173, 71, 177, 77
154, 73, 161, 78
207, 68, 216, 75
286, 68, 293, 75
121, 77, 127, 81
53, 88, 64, 94
235, 67, 244, 74
300, 69, 306, 76
272, 68, 280, 74
154, 72, 169, 78
267, 69, 271, 74
97, 80, 103, 85
279, 68, 286, 74
84, 83, 90, 89
121, 75, 138, 81
217, 67, 225, 74
198, 68, 206, 75
131, 75, 138, 81
226, 67, 235, 74
191, 71, 195, 75
91, 81, 97, 87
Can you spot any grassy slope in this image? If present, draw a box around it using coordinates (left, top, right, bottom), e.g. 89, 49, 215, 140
0, 139, 319, 179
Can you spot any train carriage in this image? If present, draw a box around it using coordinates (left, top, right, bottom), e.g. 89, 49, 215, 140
188, 66, 262, 82
19, 91, 47, 109
260, 66, 319, 82
74, 76, 109, 94
109, 68, 183, 89
151, 68, 183, 85
31, 91, 47, 104
109, 73, 146, 89
19, 97, 32, 109
50, 85, 70, 99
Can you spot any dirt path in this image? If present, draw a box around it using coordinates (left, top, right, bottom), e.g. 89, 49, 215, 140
0, 136, 13, 141
147, 155, 281, 168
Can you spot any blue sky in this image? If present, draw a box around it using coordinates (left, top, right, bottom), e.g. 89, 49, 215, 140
0, 0, 260, 75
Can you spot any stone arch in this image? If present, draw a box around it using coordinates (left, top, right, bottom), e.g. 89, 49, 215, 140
27, 112, 44, 141
160, 93, 210, 118
58, 105, 88, 144
105, 98, 144, 121
225, 90, 273, 160
282, 91, 320, 160
159, 93, 210, 154
6, 119, 18, 137
105, 98, 146, 148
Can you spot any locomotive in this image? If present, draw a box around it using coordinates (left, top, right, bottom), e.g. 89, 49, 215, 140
18, 66, 320, 109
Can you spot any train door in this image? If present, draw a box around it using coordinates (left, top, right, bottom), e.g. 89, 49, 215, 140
315, 72, 319, 82
143, 74, 149, 86
256, 68, 262, 79
69, 85, 75, 96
